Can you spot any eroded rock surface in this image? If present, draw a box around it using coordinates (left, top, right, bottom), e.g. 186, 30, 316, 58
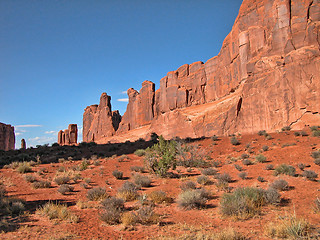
0, 123, 15, 150
58, 124, 78, 145
84, 0, 320, 143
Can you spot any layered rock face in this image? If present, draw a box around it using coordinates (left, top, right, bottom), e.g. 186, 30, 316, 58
58, 124, 78, 145
84, 0, 320, 143
0, 123, 15, 151
83, 93, 121, 142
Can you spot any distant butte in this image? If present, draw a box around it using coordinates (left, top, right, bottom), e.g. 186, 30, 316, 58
83, 0, 320, 144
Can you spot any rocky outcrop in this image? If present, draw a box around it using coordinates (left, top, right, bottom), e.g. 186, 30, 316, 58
83, 0, 320, 143
58, 124, 78, 145
0, 123, 15, 151
83, 93, 121, 142
21, 139, 26, 149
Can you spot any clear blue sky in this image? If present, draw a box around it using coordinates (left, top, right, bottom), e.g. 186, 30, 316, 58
0, 0, 243, 148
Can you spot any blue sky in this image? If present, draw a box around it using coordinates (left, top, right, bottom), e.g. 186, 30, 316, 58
0, 0, 242, 148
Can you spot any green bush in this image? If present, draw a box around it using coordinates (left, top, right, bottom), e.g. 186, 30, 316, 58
220, 187, 266, 219
274, 164, 296, 176
144, 136, 177, 177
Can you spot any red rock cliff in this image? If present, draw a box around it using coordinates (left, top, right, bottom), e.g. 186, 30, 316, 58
84, 0, 320, 143
0, 123, 15, 150
58, 124, 78, 145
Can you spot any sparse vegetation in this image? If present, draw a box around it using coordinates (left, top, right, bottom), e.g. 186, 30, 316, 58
87, 187, 108, 201
58, 184, 74, 195
32, 180, 51, 189
134, 149, 146, 156
230, 136, 240, 145
258, 130, 267, 136
274, 164, 296, 176
262, 145, 269, 151
201, 167, 217, 176
314, 197, 320, 213
270, 179, 288, 191
197, 175, 210, 185
255, 154, 266, 163
17, 162, 32, 173
234, 164, 243, 171
265, 164, 274, 170
133, 174, 152, 188
24, 174, 37, 183
238, 172, 248, 180
177, 189, 208, 209
180, 181, 197, 191
302, 170, 318, 181
149, 191, 171, 204
117, 181, 139, 201
37, 202, 78, 223
281, 126, 291, 131
54, 175, 70, 185
242, 159, 252, 166
112, 170, 123, 180
130, 166, 145, 173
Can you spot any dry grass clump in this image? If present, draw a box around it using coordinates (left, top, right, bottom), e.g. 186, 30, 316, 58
101, 197, 125, 211
17, 162, 32, 173
112, 170, 123, 180
121, 211, 137, 226
180, 181, 197, 191
214, 228, 247, 240
230, 136, 240, 145
135, 205, 159, 225
130, 166, 145, 173
87, 187, 108, 201
24, 175, 37, 183
242, 159, 252, 166
117, 181, 139, 201
265, 164, 274, 170
197, 175, 210, 185
54, 176, 70, 185
220, 187, 266, 219
238, 172, 248, 180
177, 189, 208, 209
58, 184, 74, 195
149, 190, 172, 204
32, 180, 51, 189
201, 168, 217, 176
99, 209, 122, 225
265, 215, 310, 239
274, 164, 296, 176
270, 179, 289, 191
255, 154, 266, 163
133, 174, 152, 188
76, 200, 93, 209
314, 197, 320, 213
134, 149, 146, 157
302, 170, 318, 181
37, 202, 78, 223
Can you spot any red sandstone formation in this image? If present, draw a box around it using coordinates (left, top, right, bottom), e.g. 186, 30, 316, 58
21, 139, 26, 149
0, 122, 15, 150
83, 93, 121, 142
84, 0, 320, 143
58, 124, 78, 145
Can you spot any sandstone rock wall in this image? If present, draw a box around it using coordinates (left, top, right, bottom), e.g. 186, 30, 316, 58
58, 124, 78, 145
83, 0, 320, 143
0, 123, 15, 151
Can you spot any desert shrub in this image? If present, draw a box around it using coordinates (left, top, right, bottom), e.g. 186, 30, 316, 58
177, 189, 208, 209
310, 126, 319, 131
197, 175, 210, 185
242, 159, 252, 166
265, 216, 310, 239
262, 145, 269, 151
79, 158, 90, 171
212, 160, 222, 168
300, 131, 308, 136
87, 187, 108, 201
121, 211, 137, 226
101, 197, 124, 211
312, 130, 320, 137
32, 181, 51, 189
264, 188, 281, 205
149, 190, 171, 204
93, 160, 101, 166
99, 209, 121, 225
180, 181, 197, 191
24, 175, 37, 183
314, 197, 320, 213
201, 167, 217, 176
37, 202, 78, 223
311, 150, 320, 159
118, 154, 129, 162
220, 187, 266, 219
230, 136, 240, 145
0, 196, 25, 216
135, 205, 159, 225
297, 163, 305, 170
0, 184, 6, 198
134, 149, 146, 157
241, 153, 249, 159
130, 166, 145, 173
257, 176, 265, 182
270, 179, 288, 191
238, 172, 248, 180
258, 130, 267, 136
217, 173, 232, 183
57, 166, 66, 172
294, 131, 301, 136
54, 176, 70, 185
314, 158, 320, 166
112, 170, 123, 180
234, 164, 243, 172
281, 126, 291, 131
302, 170, 318, 181
265, 164, 274, 170
274, 164, 296, 176
214, 228, 247, 240
255, 154, 267, 163
133, 174, 152, 188
144, 136, 177, 177
58, 184, 74, 195
17, 162, 32, 173
211, 135, 219, 141
117, 181, 139, 201
84, 178, 91, 184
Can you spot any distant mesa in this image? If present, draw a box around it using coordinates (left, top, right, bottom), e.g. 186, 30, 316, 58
83, 0, 320, 144
0, 122, 15, 151
58, 124, 78, 146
